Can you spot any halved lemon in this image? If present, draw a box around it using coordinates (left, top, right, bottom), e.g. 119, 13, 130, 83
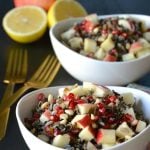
47, 0, 87, 27
2, 6, 48, 43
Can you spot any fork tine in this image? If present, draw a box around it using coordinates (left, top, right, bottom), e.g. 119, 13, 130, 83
16, 49, 28, 82
37, 55, 55, 81
29, 55, 51, 81
4, 49, 15, 83
42, 58, 60, 86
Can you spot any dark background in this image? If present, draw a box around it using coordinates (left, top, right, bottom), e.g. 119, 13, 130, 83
0, 0, 150, 149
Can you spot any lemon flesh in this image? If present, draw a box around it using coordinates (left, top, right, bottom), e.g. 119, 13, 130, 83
2, 6, 48, 43
48, 0, 87, 27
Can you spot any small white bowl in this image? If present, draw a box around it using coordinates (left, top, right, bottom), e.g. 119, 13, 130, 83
50, 14, 150, 86
16, 86, 150, 150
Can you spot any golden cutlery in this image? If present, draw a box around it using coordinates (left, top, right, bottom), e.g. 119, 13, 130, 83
0, 49, 27, 140
0, 54, 60, 115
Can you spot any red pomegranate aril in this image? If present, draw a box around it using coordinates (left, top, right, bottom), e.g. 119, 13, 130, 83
33, 113, 40, 120
122, 113, 133, 123
69, 100, 77, 109
37, 93, 45, 101
54, 129, 61, 136
76, 99, 86, 104
108, 95, 117, 103
50, 115, 59, 122
122, 32, 128, 38
66, 93, 75, 101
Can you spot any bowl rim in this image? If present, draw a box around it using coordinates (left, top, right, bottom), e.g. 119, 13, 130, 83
16, 85, 150, 150
50, 13, 150, 65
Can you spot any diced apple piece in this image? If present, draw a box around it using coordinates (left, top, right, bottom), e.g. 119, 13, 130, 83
52, 134, 70, 148
87, 141, 97, 150
85, 14, 99, 25
77, 103, 96, 115
69, 86, 89, 97
136, 49, 150, 58
138, 38, 150, 48
77, 115, 92, 128
116, 122, 135, 139
61, 28, 75, 41
129, 42, 143, 53
103, 53, 117, 62
58, 87, 71, 97
118, 19, 132, 30
39, 110, 51, 123
69, 37, 83, 50
38, 134, 49, 142
121, 92, 135, 105
143, 31, 150, 41
93, 86, 111, 97
71, 114, 86, 125
84, 38, 97, 52
96, 129, 116, 145
100, 34, 115, 52
135, 120, 147, 132
83, 82, 96, 91
122, 53, 136, 61
124, 107, 136, 119
79, 126, 95, 141
94, 48, 106, 60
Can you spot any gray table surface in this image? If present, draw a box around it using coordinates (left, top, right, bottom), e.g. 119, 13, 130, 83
0, 0, 150, 149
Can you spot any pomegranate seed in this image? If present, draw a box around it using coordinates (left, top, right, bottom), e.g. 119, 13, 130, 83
37, 93, 45, 101
76, 99, 86, 104
33, 113, 40, 120
122, 32, 128, 38
108, 95, 117, 103
66, 93, 75, 101
54, 128, 61, 136
50, 115, 59, 122
122, 113, 133, 123
98, 103, 106, 114
69, 100, 77, 109
112, 30, 121, 35
103, 124, 111, 129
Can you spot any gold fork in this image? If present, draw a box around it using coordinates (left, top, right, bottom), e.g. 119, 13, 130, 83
0, 49, 27, 140
0, 54, 60, 114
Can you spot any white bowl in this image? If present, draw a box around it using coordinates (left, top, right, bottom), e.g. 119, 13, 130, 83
16, 85, 150, 150
50, 14, 150, 86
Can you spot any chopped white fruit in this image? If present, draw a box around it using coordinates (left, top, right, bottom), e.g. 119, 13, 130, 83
48, 94, 53, 103
136, 49, 150, 58
102, 143, 115, 149
58, 87, 71, 97
124, 107, 136, 119
135, 120, 146, 132
68, 37, 83, 49
60, 119, 67, 125
77, 103, 96, 114
69, 86, 90, 97
100, 34, 115, 52
85, 14, 99, 25
39, 110, 51, 123
40, 102, 49, 110
38, 134, 49, 142
60, 113, 68, 120
61, 28, 75, 41
71, 114, 86, 125
116, 122, 135, 138
65, 109, 74, 116
118, 19, 132, 30
52, 134, 70, 148
121, 92, 135, 105
122, 53, 136, 61
87, 141, 97, 150
96, 129, 116, 145
84, 38, 97, 52
129, 42, 143, 53
143, 31, 150, 41
94, 48, 106, 60
138, 38, 150, 48
79, 126, 95, 141
95, 98, 102, 104
83, 81, 96, 91
93, 86, 111, 97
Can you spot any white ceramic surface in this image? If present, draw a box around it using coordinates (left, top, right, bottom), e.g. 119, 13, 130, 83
50, 14, 150, 86
16, 86, 150, 150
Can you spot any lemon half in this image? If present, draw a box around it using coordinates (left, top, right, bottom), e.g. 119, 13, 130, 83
48, 0, 87, 27
2, 6, 48, 43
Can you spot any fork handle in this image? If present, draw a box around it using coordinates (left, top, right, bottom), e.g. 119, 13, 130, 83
0, 83, 15, 140
0, 85, 30, 114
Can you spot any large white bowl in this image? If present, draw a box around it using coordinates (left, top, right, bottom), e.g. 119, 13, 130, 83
16, 86, 150, 150
50, 14, 150, 86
